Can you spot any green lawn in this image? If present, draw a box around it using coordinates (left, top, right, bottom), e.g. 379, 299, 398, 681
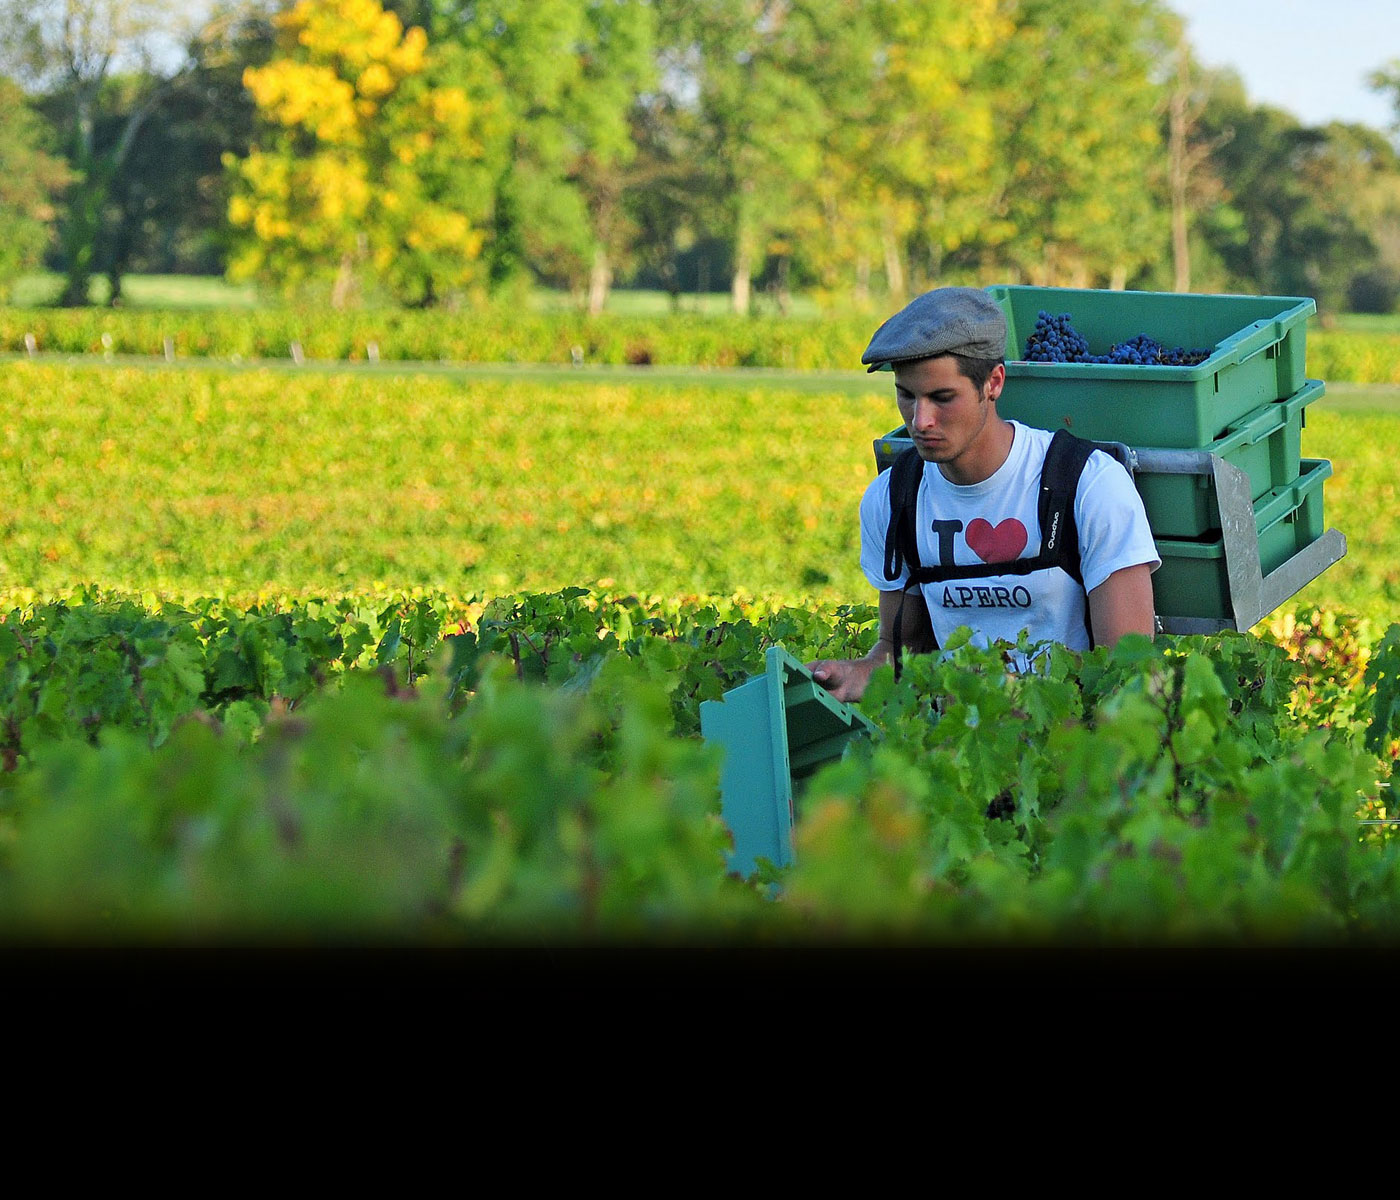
8, 273, 829, 318
1325, 313, 1400, 334
9, 273, 261, 309
10, 271, 1397, 330
1314, 382, 1400, 413
528, 287, 829, 319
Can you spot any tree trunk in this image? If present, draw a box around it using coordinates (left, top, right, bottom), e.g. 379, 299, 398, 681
775, 255, 791, 315
731, 243, 752, 315
331, 252, 357, 310
58, 170, 107, 307
663, 258, 680, 313
587, 245, 611, 316
58, 80, 170, 308
881, 217, 905, 300
1110, 265, 1128, 290
855, 255, 870, 305
1169, 40, 1191, 293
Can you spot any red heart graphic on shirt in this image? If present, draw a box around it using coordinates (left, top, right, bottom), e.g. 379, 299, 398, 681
964, 518, 1027, 563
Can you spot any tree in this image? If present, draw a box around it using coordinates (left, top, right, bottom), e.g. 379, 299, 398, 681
1164, 34, 1231, 293
226, 0, 493, 307
95, 6, 275, 302
427, 1, 656, 313
651, 0, 829, 314
1190, 77, 1400, 313
0, 0, 216, 306
626, 84, 708, 308
1371, 59, 1400, 131
0, 77, 71, 301
960, 0, 1174, 290
794, 0, 1009, 302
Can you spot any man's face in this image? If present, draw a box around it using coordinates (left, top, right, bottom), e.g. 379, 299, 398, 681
894, 356, 1005, 470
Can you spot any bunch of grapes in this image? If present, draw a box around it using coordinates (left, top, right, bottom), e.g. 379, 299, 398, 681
1020, 310, 1211, 366
1023, 311, 1091, 362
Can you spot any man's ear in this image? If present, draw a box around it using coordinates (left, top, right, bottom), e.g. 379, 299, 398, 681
985, 362, 1007, 402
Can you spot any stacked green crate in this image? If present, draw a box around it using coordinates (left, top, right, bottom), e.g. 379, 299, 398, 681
1150, 460, 1332, 620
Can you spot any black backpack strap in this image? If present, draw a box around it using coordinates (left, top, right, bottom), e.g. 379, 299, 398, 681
881, 447, 933, 680
883, 446, 924, 580
1037, 429, 1095, 588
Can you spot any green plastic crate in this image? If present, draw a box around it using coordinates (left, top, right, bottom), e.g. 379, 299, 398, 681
699, 646, 876, 878
986, 285, 1314, 447
1151, 458, 1331, 621
873, 378, 1322, 541
1135, 378, 1322, 537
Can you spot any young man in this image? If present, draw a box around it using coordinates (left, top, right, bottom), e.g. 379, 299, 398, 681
809, 286, 1160, 703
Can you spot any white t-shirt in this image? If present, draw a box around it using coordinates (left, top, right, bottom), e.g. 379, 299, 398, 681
859, 421, 1160, 657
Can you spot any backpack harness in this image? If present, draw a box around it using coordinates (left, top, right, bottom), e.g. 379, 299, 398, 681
882, 428, 1099, 677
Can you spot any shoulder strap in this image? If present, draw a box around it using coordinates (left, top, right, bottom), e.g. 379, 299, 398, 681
882, 446, 924, 581
1037, 429, 1095, 588
881, 446, 933, 679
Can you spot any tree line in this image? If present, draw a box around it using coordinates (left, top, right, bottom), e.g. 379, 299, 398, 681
2, 0, 1399, 316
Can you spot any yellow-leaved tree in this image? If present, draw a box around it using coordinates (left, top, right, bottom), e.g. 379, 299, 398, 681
225, 0, 493, 307
798, 0, 1012, 302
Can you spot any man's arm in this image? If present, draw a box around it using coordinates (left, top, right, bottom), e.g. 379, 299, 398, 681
807, 588, 935, 703
1087, 562, 1156, 647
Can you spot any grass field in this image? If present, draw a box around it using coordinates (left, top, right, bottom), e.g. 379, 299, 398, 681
9, 274, 262, 310
23, 272, 1395, 326
8, 273, 823, 318
1331, 313, 1400, 334
1, 360, 1393, 634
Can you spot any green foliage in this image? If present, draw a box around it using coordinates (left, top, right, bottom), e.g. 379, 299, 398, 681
0, 656, 758, 941
0, 362, 894, 602
0, 587, 881, 765
5, 309, 1400, 385
1308, 332, 1400, 384
1363, 623, 1400, 757
970, 0, 1173, 288
783, 631, 1396, 942
0, 77, 69, 300
1296, 408, 1400, 625
1, 592, 1395, 943
0, 305, 875, 365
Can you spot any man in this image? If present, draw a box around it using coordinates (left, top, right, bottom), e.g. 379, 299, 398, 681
809, 286, 1159, 703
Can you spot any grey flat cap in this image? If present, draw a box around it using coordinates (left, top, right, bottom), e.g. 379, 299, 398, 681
862, 286, 1007, 372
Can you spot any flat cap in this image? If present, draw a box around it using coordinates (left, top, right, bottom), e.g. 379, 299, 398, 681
861, 286, 1007, 372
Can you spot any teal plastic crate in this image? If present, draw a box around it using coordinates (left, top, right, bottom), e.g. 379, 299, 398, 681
986, 285, 1314, 448
699, 646, 876, 878
1152, 458, 1332, 621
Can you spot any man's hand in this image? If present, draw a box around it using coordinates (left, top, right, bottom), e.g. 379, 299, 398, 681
806, 655, 882, 704
806, 589, 931, 704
